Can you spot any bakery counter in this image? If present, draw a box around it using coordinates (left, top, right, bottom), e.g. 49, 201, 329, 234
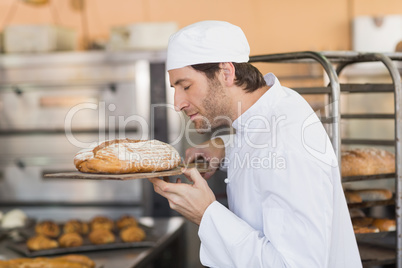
0, 216, 186, 268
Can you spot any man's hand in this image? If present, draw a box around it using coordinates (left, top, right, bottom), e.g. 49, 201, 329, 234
185, 137, 226, 179
148, 168, 216, 225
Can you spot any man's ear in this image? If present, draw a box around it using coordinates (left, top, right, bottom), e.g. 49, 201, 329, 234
219, 62, 235, 86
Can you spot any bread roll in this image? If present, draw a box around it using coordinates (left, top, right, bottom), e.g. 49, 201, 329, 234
27, 235, 59, 251
58, 232, 84, 247
116, 215, 138, 230
119, 226, 146, 242
63, 219, 89, 235
74, 139, 181, 174
341, 148, 395, 177
35, 220, 60, 238
372, 218, 396, 232
90, 216, 114, 231
88, 229, 115, 245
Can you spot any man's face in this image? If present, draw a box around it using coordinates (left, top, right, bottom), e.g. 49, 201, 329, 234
169, 66, 232, 134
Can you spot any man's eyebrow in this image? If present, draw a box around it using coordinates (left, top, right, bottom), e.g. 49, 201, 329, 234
170, 78, 188, 87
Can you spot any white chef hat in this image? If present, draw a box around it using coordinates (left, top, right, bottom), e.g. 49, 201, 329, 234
166, 20, 250, 71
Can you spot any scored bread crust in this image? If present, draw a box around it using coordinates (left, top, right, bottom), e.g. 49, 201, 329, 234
341, 148, 395, 177
74, 139, 181, 174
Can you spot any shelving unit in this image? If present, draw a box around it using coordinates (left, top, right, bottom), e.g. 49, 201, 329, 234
324, 51, 401, 268
250, 51, 402, 267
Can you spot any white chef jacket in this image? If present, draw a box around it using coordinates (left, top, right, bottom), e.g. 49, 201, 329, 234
198, 73, 362, 268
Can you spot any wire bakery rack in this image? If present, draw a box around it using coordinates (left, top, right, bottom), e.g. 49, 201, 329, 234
250, 50, 402, 267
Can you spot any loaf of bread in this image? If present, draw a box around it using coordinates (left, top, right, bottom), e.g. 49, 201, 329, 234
344, 191, 362, 204
119, 225, 146, 242
35, 220, 60, 238
90, 215, 114, 231
372, 218, 396, 232
352, 216, 396, 233
345, 188, 393, 202
341, 148, 395, 177
0, 255, 95, 268
63, 219, 89, 235
58, 232, 84, 248
352, 217, 378, 234
26, 235, 59, 251
353, 225, 380, 234
88, 229, 115, 245
116, 214, 138, 230
74, 139, 181, 174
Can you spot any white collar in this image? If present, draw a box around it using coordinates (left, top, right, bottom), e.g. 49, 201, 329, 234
232, 73, 285, 132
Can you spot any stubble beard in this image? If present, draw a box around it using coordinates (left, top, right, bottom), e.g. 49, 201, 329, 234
193, 79, 232, 134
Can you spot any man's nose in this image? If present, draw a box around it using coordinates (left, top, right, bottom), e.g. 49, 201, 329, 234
174, 90, 189, 112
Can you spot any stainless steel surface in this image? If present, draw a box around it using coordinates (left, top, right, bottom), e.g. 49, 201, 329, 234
0, 216, 186, 268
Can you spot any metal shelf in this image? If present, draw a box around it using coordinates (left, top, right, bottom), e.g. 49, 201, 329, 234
341, 138, 395, 146
341, 113, 395, 119
360, 243, 396, 267
348, 199, 395, 210
342, 173, 396, 183
340, 83, 395, 93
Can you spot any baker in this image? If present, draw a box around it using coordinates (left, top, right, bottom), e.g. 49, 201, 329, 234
148, 20, 362, 267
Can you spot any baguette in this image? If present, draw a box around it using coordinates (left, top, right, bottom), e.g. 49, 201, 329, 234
74, 139, 181, 174
341, 148, 395, 177
0, 255, 94, 268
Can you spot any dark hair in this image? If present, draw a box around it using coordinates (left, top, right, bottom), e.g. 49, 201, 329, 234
191, 62, 266, 93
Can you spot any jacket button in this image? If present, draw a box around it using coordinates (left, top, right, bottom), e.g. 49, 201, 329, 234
224, 178, 230, 184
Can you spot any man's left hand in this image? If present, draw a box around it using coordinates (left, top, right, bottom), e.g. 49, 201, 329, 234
148, 168, 216, 225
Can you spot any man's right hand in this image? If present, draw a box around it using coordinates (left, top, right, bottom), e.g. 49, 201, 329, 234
185, 137, 226, 179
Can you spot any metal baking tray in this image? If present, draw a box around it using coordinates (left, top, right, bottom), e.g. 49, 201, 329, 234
6, 222, 156, 257
342, 173, 396, 183
355, 231, 396, 241
7, 238, 156, 257
356, 231, 396, 250
348, 199, 395, 209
